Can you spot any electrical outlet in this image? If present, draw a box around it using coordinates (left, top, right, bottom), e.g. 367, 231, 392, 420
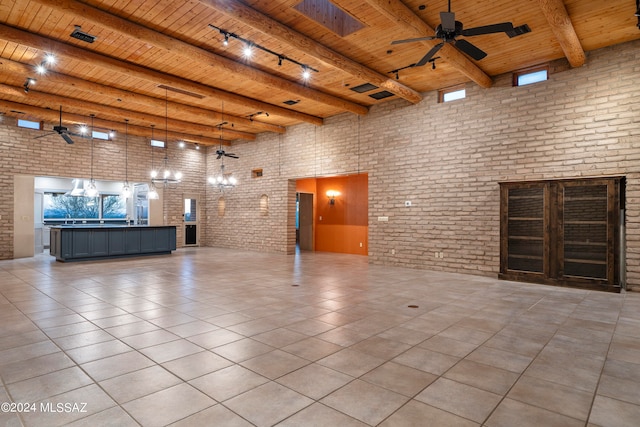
405, 201, 412, 207
391, 249, 396, 255
359, 242, 363, 247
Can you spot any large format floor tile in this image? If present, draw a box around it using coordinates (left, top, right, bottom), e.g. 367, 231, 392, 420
0, 247, 638, 426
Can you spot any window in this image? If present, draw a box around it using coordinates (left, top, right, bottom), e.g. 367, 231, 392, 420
514, 67, 548, 86
499, 177, 623, 291
43, 192, 126, 220
92, 130, 110, 140
439, 86, 465, 103
18, 119, 42, 130
150, 139, 165, 148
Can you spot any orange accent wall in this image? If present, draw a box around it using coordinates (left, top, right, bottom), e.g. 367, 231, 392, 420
296, 174, 368, 255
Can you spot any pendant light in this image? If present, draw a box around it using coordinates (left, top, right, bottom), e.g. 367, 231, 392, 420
84, 114, 99, 198
148, 124, 159, 200
151, 89, 182, 185
121, 119, 131, 198
208, 103, 238, 192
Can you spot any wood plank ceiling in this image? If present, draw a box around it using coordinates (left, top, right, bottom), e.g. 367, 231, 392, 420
0, 0, 638, 145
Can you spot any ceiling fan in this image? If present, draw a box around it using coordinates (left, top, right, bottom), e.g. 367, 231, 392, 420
215, 121, 239, 159
34, 106, 84, 144
391, 0, 523, 66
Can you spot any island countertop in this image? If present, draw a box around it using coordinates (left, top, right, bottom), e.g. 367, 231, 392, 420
50, 225, 177, 262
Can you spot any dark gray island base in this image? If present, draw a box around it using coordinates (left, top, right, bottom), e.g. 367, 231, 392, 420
50, 225, 177, 262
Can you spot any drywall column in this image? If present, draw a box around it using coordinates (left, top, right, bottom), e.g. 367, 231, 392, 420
13, 175, 35, 258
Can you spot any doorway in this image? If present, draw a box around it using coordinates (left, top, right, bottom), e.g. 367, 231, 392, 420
184, 196, 199, 246
298, 192, 314, 251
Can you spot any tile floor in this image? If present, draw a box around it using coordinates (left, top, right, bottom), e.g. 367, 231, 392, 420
0, 247, 639, 426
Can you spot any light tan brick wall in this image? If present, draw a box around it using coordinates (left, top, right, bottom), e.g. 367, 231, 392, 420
0, 119, 205, 257
203, 39, 640, 289
1, 40, 639, 289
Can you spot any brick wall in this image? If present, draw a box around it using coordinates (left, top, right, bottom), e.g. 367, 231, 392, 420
204, 39, 640, 289
0, 120, 206, 257
1, 39, 639, 289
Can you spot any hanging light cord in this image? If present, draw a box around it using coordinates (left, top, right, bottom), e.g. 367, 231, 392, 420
124, 119, 129, 182
90, 114, 94, 181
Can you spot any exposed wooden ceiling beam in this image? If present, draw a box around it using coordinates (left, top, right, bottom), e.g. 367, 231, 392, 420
361, 0, 493, 88
537, 0, 586, 67
0, 23, 325, 126
0, 57, 285, 134
198, 0, 423, 105
0, 99, 233, 146
30, 0, 368, 116
0, 83, 256, 141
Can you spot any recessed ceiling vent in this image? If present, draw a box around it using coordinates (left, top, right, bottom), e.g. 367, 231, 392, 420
369, 91, 394, 100
70, 26, 97, 43
283, 99, 300, 105
294, 0, 365, 37
350, 83, 378, 93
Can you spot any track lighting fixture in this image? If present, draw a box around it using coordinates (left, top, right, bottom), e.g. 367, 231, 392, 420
389, 56, 440, 79
243, 43, 254, 58
247, 111, 269, 121
195, 143, 200, 150
23, 78, 35, 93
301, 66, 311, 80
208, 24, 318, 80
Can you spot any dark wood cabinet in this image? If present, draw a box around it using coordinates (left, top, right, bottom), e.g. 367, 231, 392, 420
50, 226, 176, 262
500, 177, 623, 292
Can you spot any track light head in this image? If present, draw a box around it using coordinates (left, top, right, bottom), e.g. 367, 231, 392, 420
243, 44, 253, 58
23, 78, 35, 93
301, 66, 311, 80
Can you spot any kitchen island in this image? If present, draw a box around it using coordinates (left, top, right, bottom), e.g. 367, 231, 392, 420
50, 225, 176, 262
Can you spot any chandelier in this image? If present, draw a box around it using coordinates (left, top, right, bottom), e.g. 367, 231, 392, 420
150, 90, 182, 186
208, 161, 237, 191
151, 154, 182, 185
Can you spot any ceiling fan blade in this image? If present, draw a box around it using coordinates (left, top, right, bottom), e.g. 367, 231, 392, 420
440, 11, 456, 32
216, 153, 223, 159
60, 133, 75, 144
416, 42, 444, 67
391, 36, 436, 45
34, 132, 54, 140
454, 39, 487, 60
462, 22, 514, 37
225, 153, 239, 159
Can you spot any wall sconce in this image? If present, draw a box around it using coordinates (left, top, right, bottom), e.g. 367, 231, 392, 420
326, 190, 340, 205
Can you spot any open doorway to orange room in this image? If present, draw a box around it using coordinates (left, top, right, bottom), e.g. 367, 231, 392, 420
296, 174, 368, 255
